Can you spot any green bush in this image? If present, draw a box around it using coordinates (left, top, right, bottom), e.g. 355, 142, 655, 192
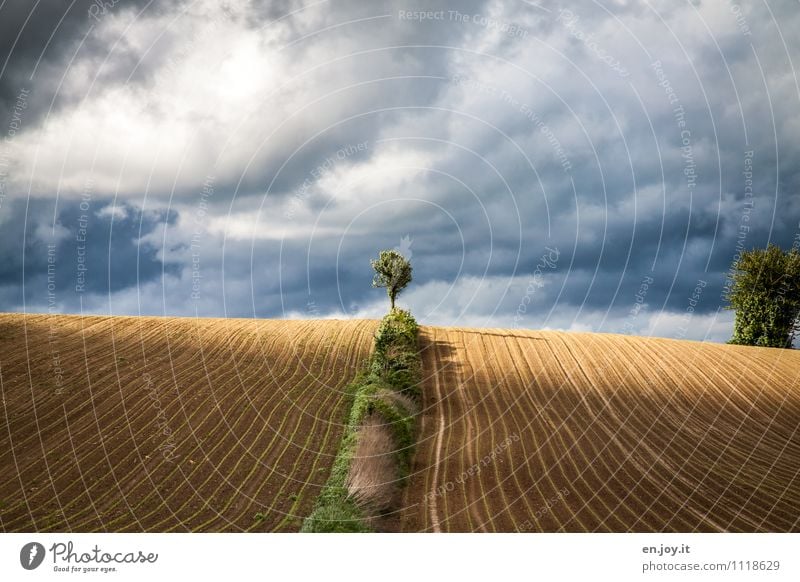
372, 309, 421, 396
377, 308, 418, 338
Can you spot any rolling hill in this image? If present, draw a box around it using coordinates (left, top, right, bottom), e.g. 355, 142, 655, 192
0, 313, 375, 532
400, 326, 800, 532
1, 314, 799, 532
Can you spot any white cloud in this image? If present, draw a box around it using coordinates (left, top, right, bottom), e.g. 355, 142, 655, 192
96, 203, 128, 221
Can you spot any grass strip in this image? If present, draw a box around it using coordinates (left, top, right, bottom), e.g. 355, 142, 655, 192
301, 309, 421, 532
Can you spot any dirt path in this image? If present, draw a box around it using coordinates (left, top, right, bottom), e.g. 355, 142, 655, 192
427, 334, 445, 533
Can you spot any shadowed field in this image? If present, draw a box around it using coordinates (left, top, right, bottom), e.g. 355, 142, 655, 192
401, 327, 800, 532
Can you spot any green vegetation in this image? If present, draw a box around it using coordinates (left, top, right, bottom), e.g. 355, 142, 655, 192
300, 381, 371, 532
301, 308, 421, 532
371, 308, 421, 397
726, 244, 800, 348
371, 250, 413, 310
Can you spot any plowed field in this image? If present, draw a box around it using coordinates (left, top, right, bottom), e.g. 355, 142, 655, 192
0, 314, 375, 532
3, 315, 799, 532
401, 327, 800, 532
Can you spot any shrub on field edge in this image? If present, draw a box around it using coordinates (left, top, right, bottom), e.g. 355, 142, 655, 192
302, 309, 421, 532
371, 308, 421, 396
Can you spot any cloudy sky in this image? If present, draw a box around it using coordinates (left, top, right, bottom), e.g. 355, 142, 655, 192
1, 0, 799, 342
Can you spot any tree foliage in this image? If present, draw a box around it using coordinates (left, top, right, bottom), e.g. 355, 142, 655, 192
725, 244, 800, 348
370, 249, 412, 310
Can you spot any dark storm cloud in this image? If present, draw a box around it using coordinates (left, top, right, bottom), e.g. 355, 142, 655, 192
224, 0, 501, 198
1, 0, 507, 201
0, 0, 798, 343
0, 0, 162, 128
0, 197, 177, 312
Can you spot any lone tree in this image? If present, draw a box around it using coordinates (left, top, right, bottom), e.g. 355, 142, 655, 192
725, 244, 800, 348
371, 249, 412, 310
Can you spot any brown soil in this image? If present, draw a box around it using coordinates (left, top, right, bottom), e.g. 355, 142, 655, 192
4, 315, 798, 533
0, 313, 375, 532
400, 327, 800, 532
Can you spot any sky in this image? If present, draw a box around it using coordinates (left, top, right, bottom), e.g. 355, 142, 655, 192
1, 0, 799, 342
